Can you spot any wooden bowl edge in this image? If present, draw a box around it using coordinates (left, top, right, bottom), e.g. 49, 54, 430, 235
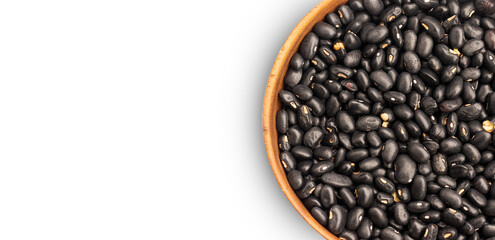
262, 0, 347, 239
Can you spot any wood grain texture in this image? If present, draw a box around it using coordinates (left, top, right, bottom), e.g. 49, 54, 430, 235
262, 0, 347, 239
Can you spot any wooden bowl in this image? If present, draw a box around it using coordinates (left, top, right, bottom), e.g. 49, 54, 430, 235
262, 0, 348, 239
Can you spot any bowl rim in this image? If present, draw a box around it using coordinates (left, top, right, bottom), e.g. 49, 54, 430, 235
262, 0, 347, 239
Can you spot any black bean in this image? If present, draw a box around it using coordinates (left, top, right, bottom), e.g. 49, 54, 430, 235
420, 16, 445, 40
310, 207, 328, 226
427, 194, 447, 211
408, 201, 431, 213
470, 130, 491, 150
356, 217, 373, 239
364, 0, 384, 15
467, 188, 488, 208
311, 161, 334, 177
280, 151, 297, 172
346, 207, 365, 230
296, 180, 316, 199
438, 227, 458, 240
393, 121, 409, 142
462, 39, 485, 56
381, 5, 403, 23
366, 25, 389, 44
337, 5, 354, 25
442, 208, 466, 227
320, 185, 337, 208
287, 169, 304, 190
486, 29, 495, 51
411, 175, 427, 201
395, 154, 417, 184
407, 219, 427, 239
439, 97, 463, 113
352, 171, 373, 184
328, 204, 347, 234
321, 172, 352, 187
300, 32, 319, 60
439, 188, 463, 209
380, 226, 402, 240
464, 21, 484, 40
370, 70, 394, 91
359, 157, 381, 171
313, 22, 337, 40
339, 229, 358, 240
335, 189, 354, 211
402, 51, 421, 73
369, 206, 389, 228
355, 115, 381, 131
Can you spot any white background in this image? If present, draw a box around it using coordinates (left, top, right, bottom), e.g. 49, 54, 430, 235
0, 0, 325, 239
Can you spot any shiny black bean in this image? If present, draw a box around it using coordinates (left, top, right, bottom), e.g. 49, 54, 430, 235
449, 26, 465, 50
291, 145, 313, 160
392, 203, 409, 225
394, 104, 414, 121
384, 91, 406, 104
296, 180, 316, 199
337, 188, 355, 210
420, 16, 445, 40
408, 219, 427, 239
313, 22, 337, 40
366, 25, 389, 44
462, 39, 484, 56
416, 33, 434, 58
381, 5, 403, 23
321, 172, 352, 187
279, 90, 301, 110
306, 97, 326, 117
320, 185, 337, 208
310, 207, 328, 226
408, 201, 430, 213
464, 21, 484, 40
359, 157, 380, 171
395, 154, 417, 184
352, 171, 373, 184
280, 151, 297, 172
470, 130, 491, 150
408, 142, 430, 164
438, 227, 458, 240
297, 161, 313, 175
357, 217, 373, 239
439, 188, 463, 209
328, 204, 347, 234
346, 207, 365, 230
411, 175, 427, 201
339, 229, 358, 240
336, 111, 355, 133
420, 210, 441, 223
484, 200, 495, 216
311, 161, 334, 177
435, 44, 459, 65
339, 132, 353, 150
402, 51, 421, 73
356, 115, 381, 132
442, 208, 466, 227
300, 32, 319, 60
363, 0, 384, 15
393, 121, 409, 142
457, 103, 483, 121
297, 105, 314, 130
343, 32, 361, 51
445, 77, 463, 100
467, 188, 488, 208
288, 169, 304, 190
369, 206, 389, 227
370, 70, 393, 91
439, 98, 463, 113
427, 194, 447, 211
486, 29, 495, 51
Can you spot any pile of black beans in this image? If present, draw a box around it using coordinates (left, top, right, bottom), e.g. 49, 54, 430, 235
276, 0, 495, 239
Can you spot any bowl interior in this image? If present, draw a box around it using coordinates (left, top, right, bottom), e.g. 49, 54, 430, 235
263, 0, 348, 239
